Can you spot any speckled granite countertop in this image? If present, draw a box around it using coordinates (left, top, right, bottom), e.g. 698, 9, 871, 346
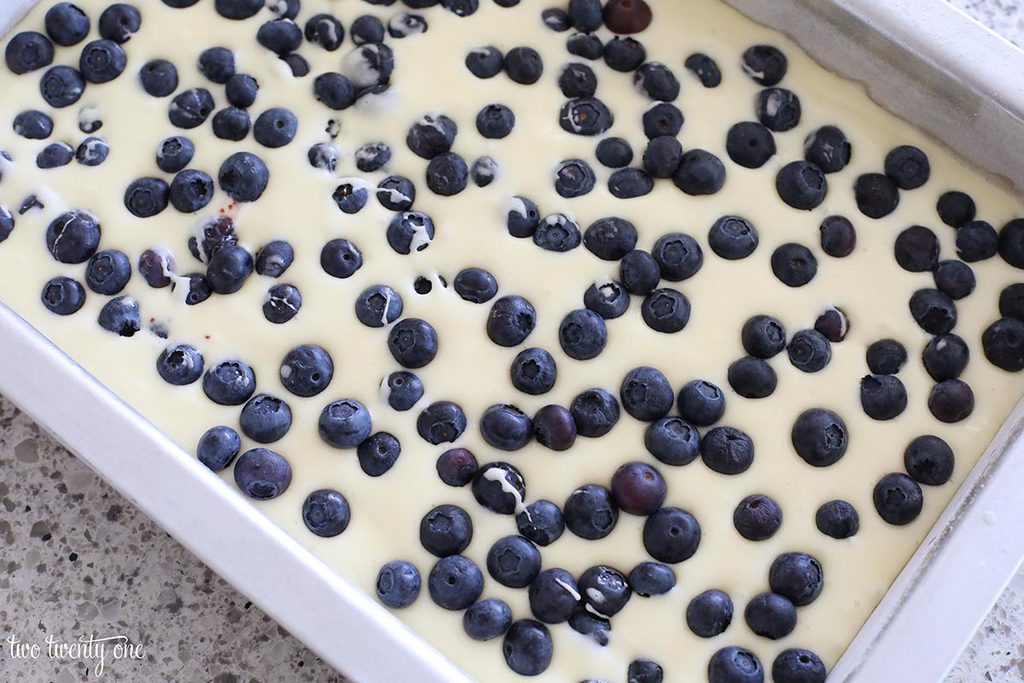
0, 2, 1022, 682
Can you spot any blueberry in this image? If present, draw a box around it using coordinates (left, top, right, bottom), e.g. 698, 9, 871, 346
429, 555, 484, 611
202, 360, 256, 406
46, 210, 100, 263
215, 0, 264, 20
85, 249, 130, 295
484, 534, 541, 588
45, 3, 90, 46
791, 408, 848, 467
463, 599, 512, 642
859, 374, 907, 420
533, 213, 581, 252
529, 567, 580, 623
611, 461, 666, 515
1000, 218, 1024, 267
389, 12, 428, 38
641, 103, 684, 140
257, 18, 302, 55
595, 138, 633, 169
634, 62, 680, 103
902, 434, 955, 486
376, 560, 421, 608
197, 47, 235, 84
708, 217, 758, 262
542, 7, 571, 31
725, 121, 775, 169
956, 220, 999, 262
700, 426, 754, 475
558, 62, 598, 98
449, 268, 496, 305
385, 371, 424, 411
579, 565, 631, 618
13, 110, 53, 140
816, 307, 850, 342
885, 145, 930, 189
333, 179, 369, 215
564, 484, 618, 540
776, 162, 827, 211
79, 39, 126, 83
787, 329, 831, 373
503, 45, 543, 84
983, 317, 1024, 371
41, 276, 85, 316
418, 504, 473, 557
318, 399, 372, 449
568, 608, 610, 646
673, 149, 726, 195
603, 36, 645, 71
218, 151, 269, 201
608, 168, 654, 199
567, 0, 602, 30
313, 72, 356, 110
473, 103, 516, 140
769, 552, 823, 606
153, 137, 193, 175
620, 366, 674, 421
815, 500, 859, 539
168, 169, 214, 213
431, 448, 476, 488
627, 659, 664, 683
618, 252, 659, 297
477, 404, 530, 450
922, 333, 969, 381
304, 13, 345, 51
425, 152, 469, 196
138, 248, 175, 288
727, 357, 776, 399
933, 260, 975, 299
253, 240, 293, 279
196, 426, 241, 471
854, 173, 900, 219
569, 388, 618, 437
297, 489, 350, 538
873, 472, 923, 525
686, 589, 733, 637
678, 380, 725, 426
756, 87, 801, 131
642, 136, 682, 178
502, 620, 553, 676
804, 125, 851, 173
684, 52, 721, 87
628, 561, 676, 597
472, 461, 526, 515
205, 245, 252, 294
465, 45, 503, 78
558, 308, 607, 359
730, 493, 781, 541
233, 448, 291, 500
641, 288, 691, 334
505, 196, 540, 239
156, 343, 204, 386
415, 401, 466, 445
387, 211, 435, 254
507, 348, 555, 396
136, 60, 178, 99
567, 33, 603, 60
516, 499, 564, 546
40, 66, 85, 108
304, 143, 338, 173
253, 108, 297, 148
928, 378, 974, 422
909, 288, 957, 334
866, 339, 907, 374
890, 224, 939, 273
355, 141, 391, 172
643, 506, 700, 563
280, 344, 333, 397
486, 295, 536, 347
260, 283, 300, 323
342, 42, 394, 87
470, 156, 499, 186
319, 238, 362, 279
5, 32, 54, 74
350, 284, 401, 328
708, 647, 764, 683
388, 318, 438, 368
75, 137, 108, 166
772, 649, 827, 683
585, 280, 631, 319
745, 592, 796, 640
37, 142, 74, 169
819, 215, 856, 257
552, 158, 596, 198
937, 191, 976, 228
741, 44, 787, 85
739, 314, 785, 359
240, 393, 292, 443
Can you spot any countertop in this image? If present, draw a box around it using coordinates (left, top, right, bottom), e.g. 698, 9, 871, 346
0, 1, 1022, 681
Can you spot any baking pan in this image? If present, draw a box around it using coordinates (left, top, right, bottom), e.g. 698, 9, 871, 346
2, 1, 1023, 682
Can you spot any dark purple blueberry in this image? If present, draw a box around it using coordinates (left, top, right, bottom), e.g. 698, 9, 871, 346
36, 141, 74, 169
470, 156, 499, 186
453, 267, 497, 303
873, 473, 923, 525
643, 506, 700, 563
333, 179, 370, 214
528, 568, 579, 623
866, 339, 907, 374
202, 360, 255, 405
218, 151, 269, 202
629, 561, 676, 597
634, 61, 680, 102
728, 357, 777, 399
425, 152, 469, 196
983, 317, 1024, 371
196, 425, 240, 471
772, 242, 818, 287
642, 102, 683, 138
416, 401, 466, 445
733, 494, 782, 541
124, 177, 169, 217
644, 416, 700, 466
502, 620, 552, 676
819, 215, 857, 257
510, 347, 556, 395
304, 13, 345, 50
419, 504, 473, 557
198, 47, 235, 84
436, 448, 477, 487
559, 308, 607, 359
79, 39, 126, 83
465, 45, 503, 78
569, 608, 610, 646
541, 7, 570, 31
384, 370, 422, 412
787, 329, 831, 373
253, 107, 298, 148
564, 484, 618, 540
885, 145, 930, 189
239, 393, 292, 443
741, 44, 787, 85
13, 110, 53, 139
97, 296, 140, 336
741, 315, 786, 359
603, 0, 652, 33
318, 399, 371, 449
603, 36, 645, 72
206, 245, 253, 294
355, 141, 391, 172
534, 212, 582, 252
262, 283, 300, 323
233, 448, 291, 500
928, 379, 974, 422
463, 599, 512, 642
45, 2, 90, 46
595, 138, 633, 169
156, 136, 193, 173
922, 333, 969, 381
557, 62, 598, 98
504, 46, 543, 84
803, 125, 851, 173
320, 239, 363, 279
854, 173, 900, 219
611, 461, 666, 515
533, 404, 576, 451
85, 249, 130, 295
791, 408, 848, 467
628, 659, 663, 683
909, 288, 957, 334
139, 59, 178, 97
40, 65, 85, 108
726, 121, 776, 169
652, 232, 702, 281
567, 33, 603, 60
375, 560, 420, 608
486, 535, 541, 588
353, 284, 402, 328
302, 489, 349, 537
933, 260, 976, 300
517, 500, 564, 546
585, 216, 638, 260
487, 295, 536, 346
585, 280, 631, 319
756, 88, 801, 131
215, 0, 264, 20
620, 249, 661, 295
709, 647, 763, 683
775, 162, 827, 211
815, 308, 849, 343
860, 374, 907, 420
700, 426, 754, 475
356, 432, 401, 476
685, 52, 721, 87
75, 136, 108, 166
313, 72, 356, 110
904, 435, 954, 486
673, 149, 726, 196
5, 31, 54, 74
678, 380, 725, 426
480, 404, 532, 450
744, 592, 796, 640
956, 220, 999, 262
387, 318, 438, 369
937, 191, 976, 228
709, 215, 758, 260
428, 555, 483, 611
156, 343, 203, 386
687, 590, 733, 638
46, 210, 100, 263
257, 18, 302, 55
386, 211, 435, 254
571, 388, 620, 437
41, 276, 85, 316
609, 168, 654, 198
170, 169, 214, 213
894, 225, 939, 272
578, 565, 631, 618
772, 649, 827, 683
568, 0, 602, 31
815, 500, 859, 539
472, 462, 526, 515
620, 366, 674, 421
769, 552, 823, 606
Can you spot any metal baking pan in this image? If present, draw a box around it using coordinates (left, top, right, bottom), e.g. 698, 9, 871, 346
2, 1, 1023, 681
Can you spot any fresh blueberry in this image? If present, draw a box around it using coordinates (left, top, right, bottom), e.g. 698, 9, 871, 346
253, 108, 297, 148
464, 599, 512, 641
687, 589, 733, 637
558, 62, 598, 98
643, 506, 700, 563
240, 393, 292, 443
478, 404, 531, 450
318, 399, 372, 449
205, 245, 252, 294
611, 461, 666, 515
859, 374, 907, 420
503, 620, 553, 676
306, 142, 338, 173
584, 280, 630, 319
568, 608, 610, 646
818, 215, 856, 257
620, 366, 673, 421
904, 434, 954, 486
84, 250, 130, 295
728, 357, 777, 399
567, 33, 603, 60
419, 504, 473, 557
5, 31, 54, 74
603, 36, 645, 71
745, 592, 796, 640
470, 156, 499, 186
257, 18, 302, 55
169, 169, 214, 213
350, 284, 401, 328
725, 121, 775, 169
731, 493, 782, 541
628, 561, 676, 597
415, 401, 466, 445
791, 408, 848, 467
388, 318, 438, 368
425, 152, 469, 196
517, 499, 564, 546
215, 0, 264, 20
180, 273, 211, 306
45, 2, 90, 46
685, 52, 721, 87
352, 142, 390, 172
579, 565, 631, 618
138, 59, 178, 98
504, 46, 544, 84
787, 329, 831, 373
75, 137, 108, 166
13, 110, 53, 139
567, 0, 602, 30
708, 647, 763, 683
528, 567, 579, 623
542, 8, 570, 31
678, 380, 726, 426
804, 125, 851, 173
815, 499, 859, 539
854, 173, 900, 219
642, 288, 691, 333
46, 210, 100, 263
486, 534, 541, 588
643, 417, 700, 468
595, 138, 633, 169
333, 179, 369, 214
376, 560, 421, 608
756, 87, 801, 131
772, 648, 827, 683
741, 315, 786, 359
79, 39, 126, 83
508, 347, 556, 395
196, 425, 240, 471
873, 473, 923, 525
473, 103, 516, 141
608, 167, 654, 199
642, 136, 682, 178
893, 225, 939, 272
701, 426, 754, 475
447, 268, 496, 305
532, 213, 580, 252
674, 149, 726, 195
1000, 218, 1024, 268
233, 448, 291, 500
388, 12, 428, 38
197, 47, 235, 84
815, 307, 847, 343
885, 145, 930, 189
465, 45, 503, 78
429, 555, 483, 611
559, 308, 607, 359
619, 250, 659, 296
383, 370, 423, 411
40, 276, 85, 316
262, 283, 301, 323
983, 317, 1024, 371
564, 484, 618, 540
304, 13, 344, 51
776, 162, 827, 210
486, 295, 535, 347
156, 343, 204, 386
433, 448, 476, 488
404, 114, 457, 160
369, 176, 414, 213
922, 333, 969, 381
154, 137, 193, 175
741, 44, 787, 85
552, 159, 595, 198
202, 360, 256, 405
570, 388, 620, 437
319, 238, 362, 278
138, 248, 175, 288
218, 151, 269, 201
472, 461, 526, 515
313, 72, 356, 111
279, 344, 333, 398
909, 288, 957, 334
342, 42, 394, 87
956, 220, 999, 262
98, 301, 140, 337
301, 489, 350, 538
866, 339, 907, 374
769, 552, 823, 606
933, 260, 975, 300
36, 142, 74, 169
928, 378, 974, 423
504, 197, 540, 239
40, 66, 85, 108
387, 211, 435, 254
188, 216, 237, 264
252, 240, 294, 279
937, 190, 976, 228
642, 102, 683, 139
